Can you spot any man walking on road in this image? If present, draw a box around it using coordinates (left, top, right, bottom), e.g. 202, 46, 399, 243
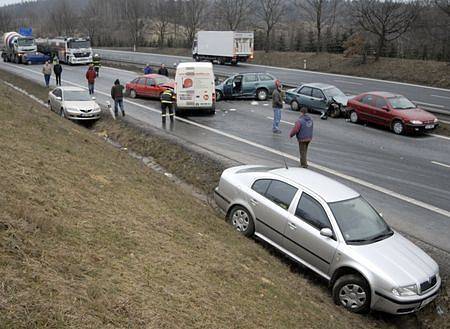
272, 80, 283, 134
289, 107, 313, 168
53, 60, 62, 86
158, 63, 169, 77
42, 61, 52, 88
111, 79, 125, 117
86, 65, 97, 94
160, 87, 176, 123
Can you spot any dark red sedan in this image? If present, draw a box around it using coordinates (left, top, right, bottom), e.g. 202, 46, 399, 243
125, 74, 175, 99
347, 92, 439, 135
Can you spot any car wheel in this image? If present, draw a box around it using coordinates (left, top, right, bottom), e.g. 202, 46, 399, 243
27, 60, 32, 65
228, 206, 255, 237
216, 90, 223, 102
349, 110, 359, 123
332, 274, 371, 314
392, 120, 405, 135
48, 100, 53, 111
130, 90, 137, 99
60, 108, 65, 118
290, 100, 300, 111
256, 88, 268, 101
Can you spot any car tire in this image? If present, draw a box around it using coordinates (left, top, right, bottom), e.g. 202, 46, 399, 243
332, 274, 371, 314
130, 90, 137, 99
60, 108, 65, 118
392, 120, 405, 135
256, 88, 268, 101
291, 100, 300, 111
27, 60, 32, 65
349, 110, 359, 123
216, 90, 223, 102
228, 205, 255, 237
48, 100, 53, 111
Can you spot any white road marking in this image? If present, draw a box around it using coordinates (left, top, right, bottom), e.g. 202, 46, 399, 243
7, 63, 450, 219
103, 65, 139, 75
413, 101, 445, 108
439, 119, 450, 124
428, 133, 450, 141
334, 80, 362, 85
431, 94, 450, 100
431, 161, 450, 168
266, 116, 294, 126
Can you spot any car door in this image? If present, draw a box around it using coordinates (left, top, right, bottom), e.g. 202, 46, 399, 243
283, 192, 338, 276
223, 77, 234, 98
373, 96, 392, 127
311, 88, 328, 113
356, 94, 375, 122
297, 86, 313, 108
145, 78, 158, 98
241, 73, 258, 96
248, 179, 298, 248
232, 75, 244, 97
135, 77, 147, 97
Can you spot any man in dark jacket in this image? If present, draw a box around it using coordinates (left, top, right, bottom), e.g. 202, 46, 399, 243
86, 65, 97, 94
111, 79, 125, 117
289, 107, 313, 168
272, 80, 283, 133
158, 63, 169, 77
53, 60, 62, 86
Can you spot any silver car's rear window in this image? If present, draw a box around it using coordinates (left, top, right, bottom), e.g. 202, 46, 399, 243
236, 167, 279, 174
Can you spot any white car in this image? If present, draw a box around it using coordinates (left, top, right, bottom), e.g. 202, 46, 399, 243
48, 86, 101, 120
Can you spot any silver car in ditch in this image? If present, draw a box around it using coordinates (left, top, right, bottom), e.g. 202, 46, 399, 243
48, 86, 101, 121
214, 165, 441, 314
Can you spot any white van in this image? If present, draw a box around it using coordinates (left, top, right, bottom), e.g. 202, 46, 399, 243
175, 62, 216, 115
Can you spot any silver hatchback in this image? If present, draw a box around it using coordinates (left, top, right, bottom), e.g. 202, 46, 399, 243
214, 165, 441, 314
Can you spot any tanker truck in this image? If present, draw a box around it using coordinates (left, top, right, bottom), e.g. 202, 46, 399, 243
1, 31, 37, 64
36, 37, 92, 65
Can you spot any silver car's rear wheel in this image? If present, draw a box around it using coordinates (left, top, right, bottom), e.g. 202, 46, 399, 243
332, 274, 370, 313
229, 206, 254, 237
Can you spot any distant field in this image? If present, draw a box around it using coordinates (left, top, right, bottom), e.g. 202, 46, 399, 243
106, 47, 450, 89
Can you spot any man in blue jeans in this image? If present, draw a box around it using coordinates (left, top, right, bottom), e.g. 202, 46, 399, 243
111, 79, 125, 117
272, 80, 283, 133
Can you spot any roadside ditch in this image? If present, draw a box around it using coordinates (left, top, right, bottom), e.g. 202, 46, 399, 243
0, 67, 448, 329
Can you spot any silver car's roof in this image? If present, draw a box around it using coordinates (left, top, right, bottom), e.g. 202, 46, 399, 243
270, 168, 359, 202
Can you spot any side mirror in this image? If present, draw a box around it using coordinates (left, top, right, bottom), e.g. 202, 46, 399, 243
320, 228, 333, 238
382, 106, 390, 111
92, 96, 96, 100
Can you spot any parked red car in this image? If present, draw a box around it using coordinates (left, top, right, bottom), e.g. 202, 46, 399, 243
126, 74, 175, 99
347, 92, 439, 135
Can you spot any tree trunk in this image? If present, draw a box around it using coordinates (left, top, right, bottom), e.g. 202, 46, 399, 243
265, 29, 271, 53
375, 37, 384, 61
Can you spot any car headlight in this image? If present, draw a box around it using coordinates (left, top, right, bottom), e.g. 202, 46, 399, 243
434, 118, 439, 123
66, 108, 80, 113
392, 284, 418, 297
410, 120, 423, 125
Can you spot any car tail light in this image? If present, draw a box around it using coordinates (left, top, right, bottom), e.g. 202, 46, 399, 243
212, 92, 216, 103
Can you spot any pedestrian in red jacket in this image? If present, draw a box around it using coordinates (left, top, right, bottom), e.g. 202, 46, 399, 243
86, 65, 97, 94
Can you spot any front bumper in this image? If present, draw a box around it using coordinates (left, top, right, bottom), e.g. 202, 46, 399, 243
69, 57, 93, 64
67, 111, 101, 121
406, 123, 439, 134
373, 278, 441, 314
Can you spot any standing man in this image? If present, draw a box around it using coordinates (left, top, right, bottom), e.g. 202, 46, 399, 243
289, 107, 313, 168
111, 79, 125, 117
158, 63, 169, 77
86, 65, 97, 95
53, 60, 63, 86
144, 64, 153, 75
93, 53, 101, 77
160, 87, 176, 123
272, 80, 283, 134
42, 61, 52, 88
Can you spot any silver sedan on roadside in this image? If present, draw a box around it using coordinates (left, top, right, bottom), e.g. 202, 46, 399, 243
214, 165, 441, 314
48, 86, 101, 120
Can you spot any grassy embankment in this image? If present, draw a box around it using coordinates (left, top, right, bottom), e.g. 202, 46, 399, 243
0, 79, 398, 327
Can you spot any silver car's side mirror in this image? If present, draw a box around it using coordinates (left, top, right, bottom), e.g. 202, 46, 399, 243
320, 228, 333, 238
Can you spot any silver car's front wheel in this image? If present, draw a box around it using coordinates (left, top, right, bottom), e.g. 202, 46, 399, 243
332, 274, 370, 313
229, 206, 255, 237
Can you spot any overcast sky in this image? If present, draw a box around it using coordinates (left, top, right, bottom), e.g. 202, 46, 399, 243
0, 0, 24, 6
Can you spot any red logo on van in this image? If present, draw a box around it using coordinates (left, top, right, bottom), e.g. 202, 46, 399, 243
203, 95, 209, 101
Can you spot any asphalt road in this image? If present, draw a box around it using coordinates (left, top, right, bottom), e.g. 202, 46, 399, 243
94, 49, 450, 115
1, 61, 449, 261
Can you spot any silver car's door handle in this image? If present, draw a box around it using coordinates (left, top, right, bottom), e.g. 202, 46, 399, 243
250, 198, 258, 206
288, 222, 296, 230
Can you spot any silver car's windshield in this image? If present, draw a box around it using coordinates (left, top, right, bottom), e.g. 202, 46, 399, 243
329, 197, 393, 245
323, 87, 345, 98
388, 96, 416, 110
64, 91, 91, 102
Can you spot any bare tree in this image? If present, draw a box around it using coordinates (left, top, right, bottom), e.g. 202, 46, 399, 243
123, 0, 145, 51
215, 0, 253, 30
82, 0, 104, 44
0, 9, 12, 33
49, 0, 77, 36
256, 0, 285, 52
182, 0, 208, 46
353, 0, 419, 60
435, 0, 450, 15
154, 0, 172, 48
296, 0, 338, 52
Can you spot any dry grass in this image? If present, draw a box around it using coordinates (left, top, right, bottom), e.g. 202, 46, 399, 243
0, 83, 399, 328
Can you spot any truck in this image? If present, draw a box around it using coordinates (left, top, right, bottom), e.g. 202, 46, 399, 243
192, 31, 254, 65
36, 37, 92, 65
1, 31, 38, 64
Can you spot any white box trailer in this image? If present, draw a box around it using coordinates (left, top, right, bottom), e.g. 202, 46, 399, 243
192, 31, 254, 65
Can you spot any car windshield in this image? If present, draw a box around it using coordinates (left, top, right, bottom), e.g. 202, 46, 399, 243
68, 41, 91, 49
323, 87, 345, 98
329, 196, 393, 245
387, 96, 416, 109
18, 38, 35, 46
155, 76, 171, 85
64, 91, 91, 101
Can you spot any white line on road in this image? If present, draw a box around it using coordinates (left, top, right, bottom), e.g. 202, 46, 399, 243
413, 101, 445, 108
7, 63, 450, 219
431, 95, 450, 100
266, 116, 294, 126
428, 133, 450, 141
334, 80, 363, 85
431, 161, 450, 168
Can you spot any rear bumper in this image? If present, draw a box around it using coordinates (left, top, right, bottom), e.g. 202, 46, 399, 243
213, 187, 230, 212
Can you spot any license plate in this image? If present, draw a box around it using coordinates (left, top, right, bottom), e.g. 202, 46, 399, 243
425, 124, 435, 129
420, 295, 436, 308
